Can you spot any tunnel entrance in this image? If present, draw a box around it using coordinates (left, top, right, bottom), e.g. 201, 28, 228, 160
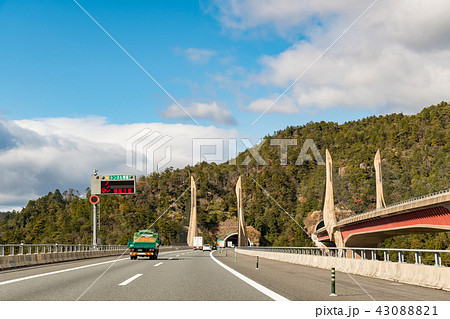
223, 233, 238, 247
222, 233, 252, 247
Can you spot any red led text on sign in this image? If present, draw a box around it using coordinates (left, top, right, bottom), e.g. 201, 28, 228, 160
113, 188, 133, 194
100, 180, 135, 195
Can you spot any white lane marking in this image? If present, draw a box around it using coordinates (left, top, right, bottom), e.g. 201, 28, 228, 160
154, 262, 163, 267
0, 249, 191, 287
0, 258, 129, 286
176, 255, 180, 257
119, 274, 142, 286
209, 251, 289, 301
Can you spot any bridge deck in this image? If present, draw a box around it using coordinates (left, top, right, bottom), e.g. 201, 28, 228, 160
316, 190, 450, 235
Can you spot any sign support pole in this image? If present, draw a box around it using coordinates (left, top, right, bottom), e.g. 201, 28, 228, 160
93, 203, 97, 248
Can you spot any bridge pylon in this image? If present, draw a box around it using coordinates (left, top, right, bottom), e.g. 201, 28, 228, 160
187, 176, 198, 246
374, 149, 386, 209
236, 176, 248, 246
323, 150, 344, 247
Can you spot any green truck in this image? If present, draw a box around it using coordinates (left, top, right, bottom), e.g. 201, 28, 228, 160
128, 229, 160, 260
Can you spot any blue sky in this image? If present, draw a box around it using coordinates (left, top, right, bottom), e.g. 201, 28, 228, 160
1, 0, 449, 209
0, 0, 374, 133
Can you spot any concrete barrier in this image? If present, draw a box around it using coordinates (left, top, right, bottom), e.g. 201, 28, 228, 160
0, 246, 189, 271
236, 248, 450, 291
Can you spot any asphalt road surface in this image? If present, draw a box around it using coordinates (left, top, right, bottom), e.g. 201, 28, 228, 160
0, 248, 448, 301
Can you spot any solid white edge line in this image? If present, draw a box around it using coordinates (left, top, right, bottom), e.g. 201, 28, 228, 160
153, 262, 163, 267
209, 251, 289, 301
0, 258, 129, 286
118, 273, 142, 286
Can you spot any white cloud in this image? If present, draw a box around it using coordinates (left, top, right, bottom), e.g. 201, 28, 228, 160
0, 117, 240, 210
183, 48, 216, 64
213, 0, 450, 114
161, 101, 237, 125
210, 0, 365, 36
246, 95, 298, 114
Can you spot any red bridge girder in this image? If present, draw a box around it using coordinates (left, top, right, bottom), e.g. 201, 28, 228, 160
341, 206, 450, 247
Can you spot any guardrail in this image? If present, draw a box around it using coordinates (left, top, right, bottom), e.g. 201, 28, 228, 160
0, 244, 191, 257
239, 246, 450, 267
383, 188, 449, 209
339, 189, 450, 224
0, 244, 127, 257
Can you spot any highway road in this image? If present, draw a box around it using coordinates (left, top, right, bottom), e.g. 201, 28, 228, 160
0, 249, 448, 301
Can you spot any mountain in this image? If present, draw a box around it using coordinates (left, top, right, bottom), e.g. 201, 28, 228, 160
0, 102, 448, 249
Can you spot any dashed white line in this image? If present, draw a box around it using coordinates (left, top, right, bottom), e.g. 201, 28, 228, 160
154, 262, 163, 267
119, 274, 142, 286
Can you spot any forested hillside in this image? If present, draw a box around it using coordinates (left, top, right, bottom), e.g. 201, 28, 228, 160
0, 102, 448, 249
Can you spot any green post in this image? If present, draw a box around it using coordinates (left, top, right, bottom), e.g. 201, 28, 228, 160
256, 255, 259, 269
330, 267, 337, 296
234, 251, 237, 262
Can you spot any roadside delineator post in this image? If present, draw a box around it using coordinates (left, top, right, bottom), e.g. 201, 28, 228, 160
234, 251, 237, 262
256, 255, 259, 270
226, 250, 227, 258
330, 267, 337, 296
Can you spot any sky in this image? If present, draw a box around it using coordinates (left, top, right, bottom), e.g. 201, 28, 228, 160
0, 0, 449, 210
